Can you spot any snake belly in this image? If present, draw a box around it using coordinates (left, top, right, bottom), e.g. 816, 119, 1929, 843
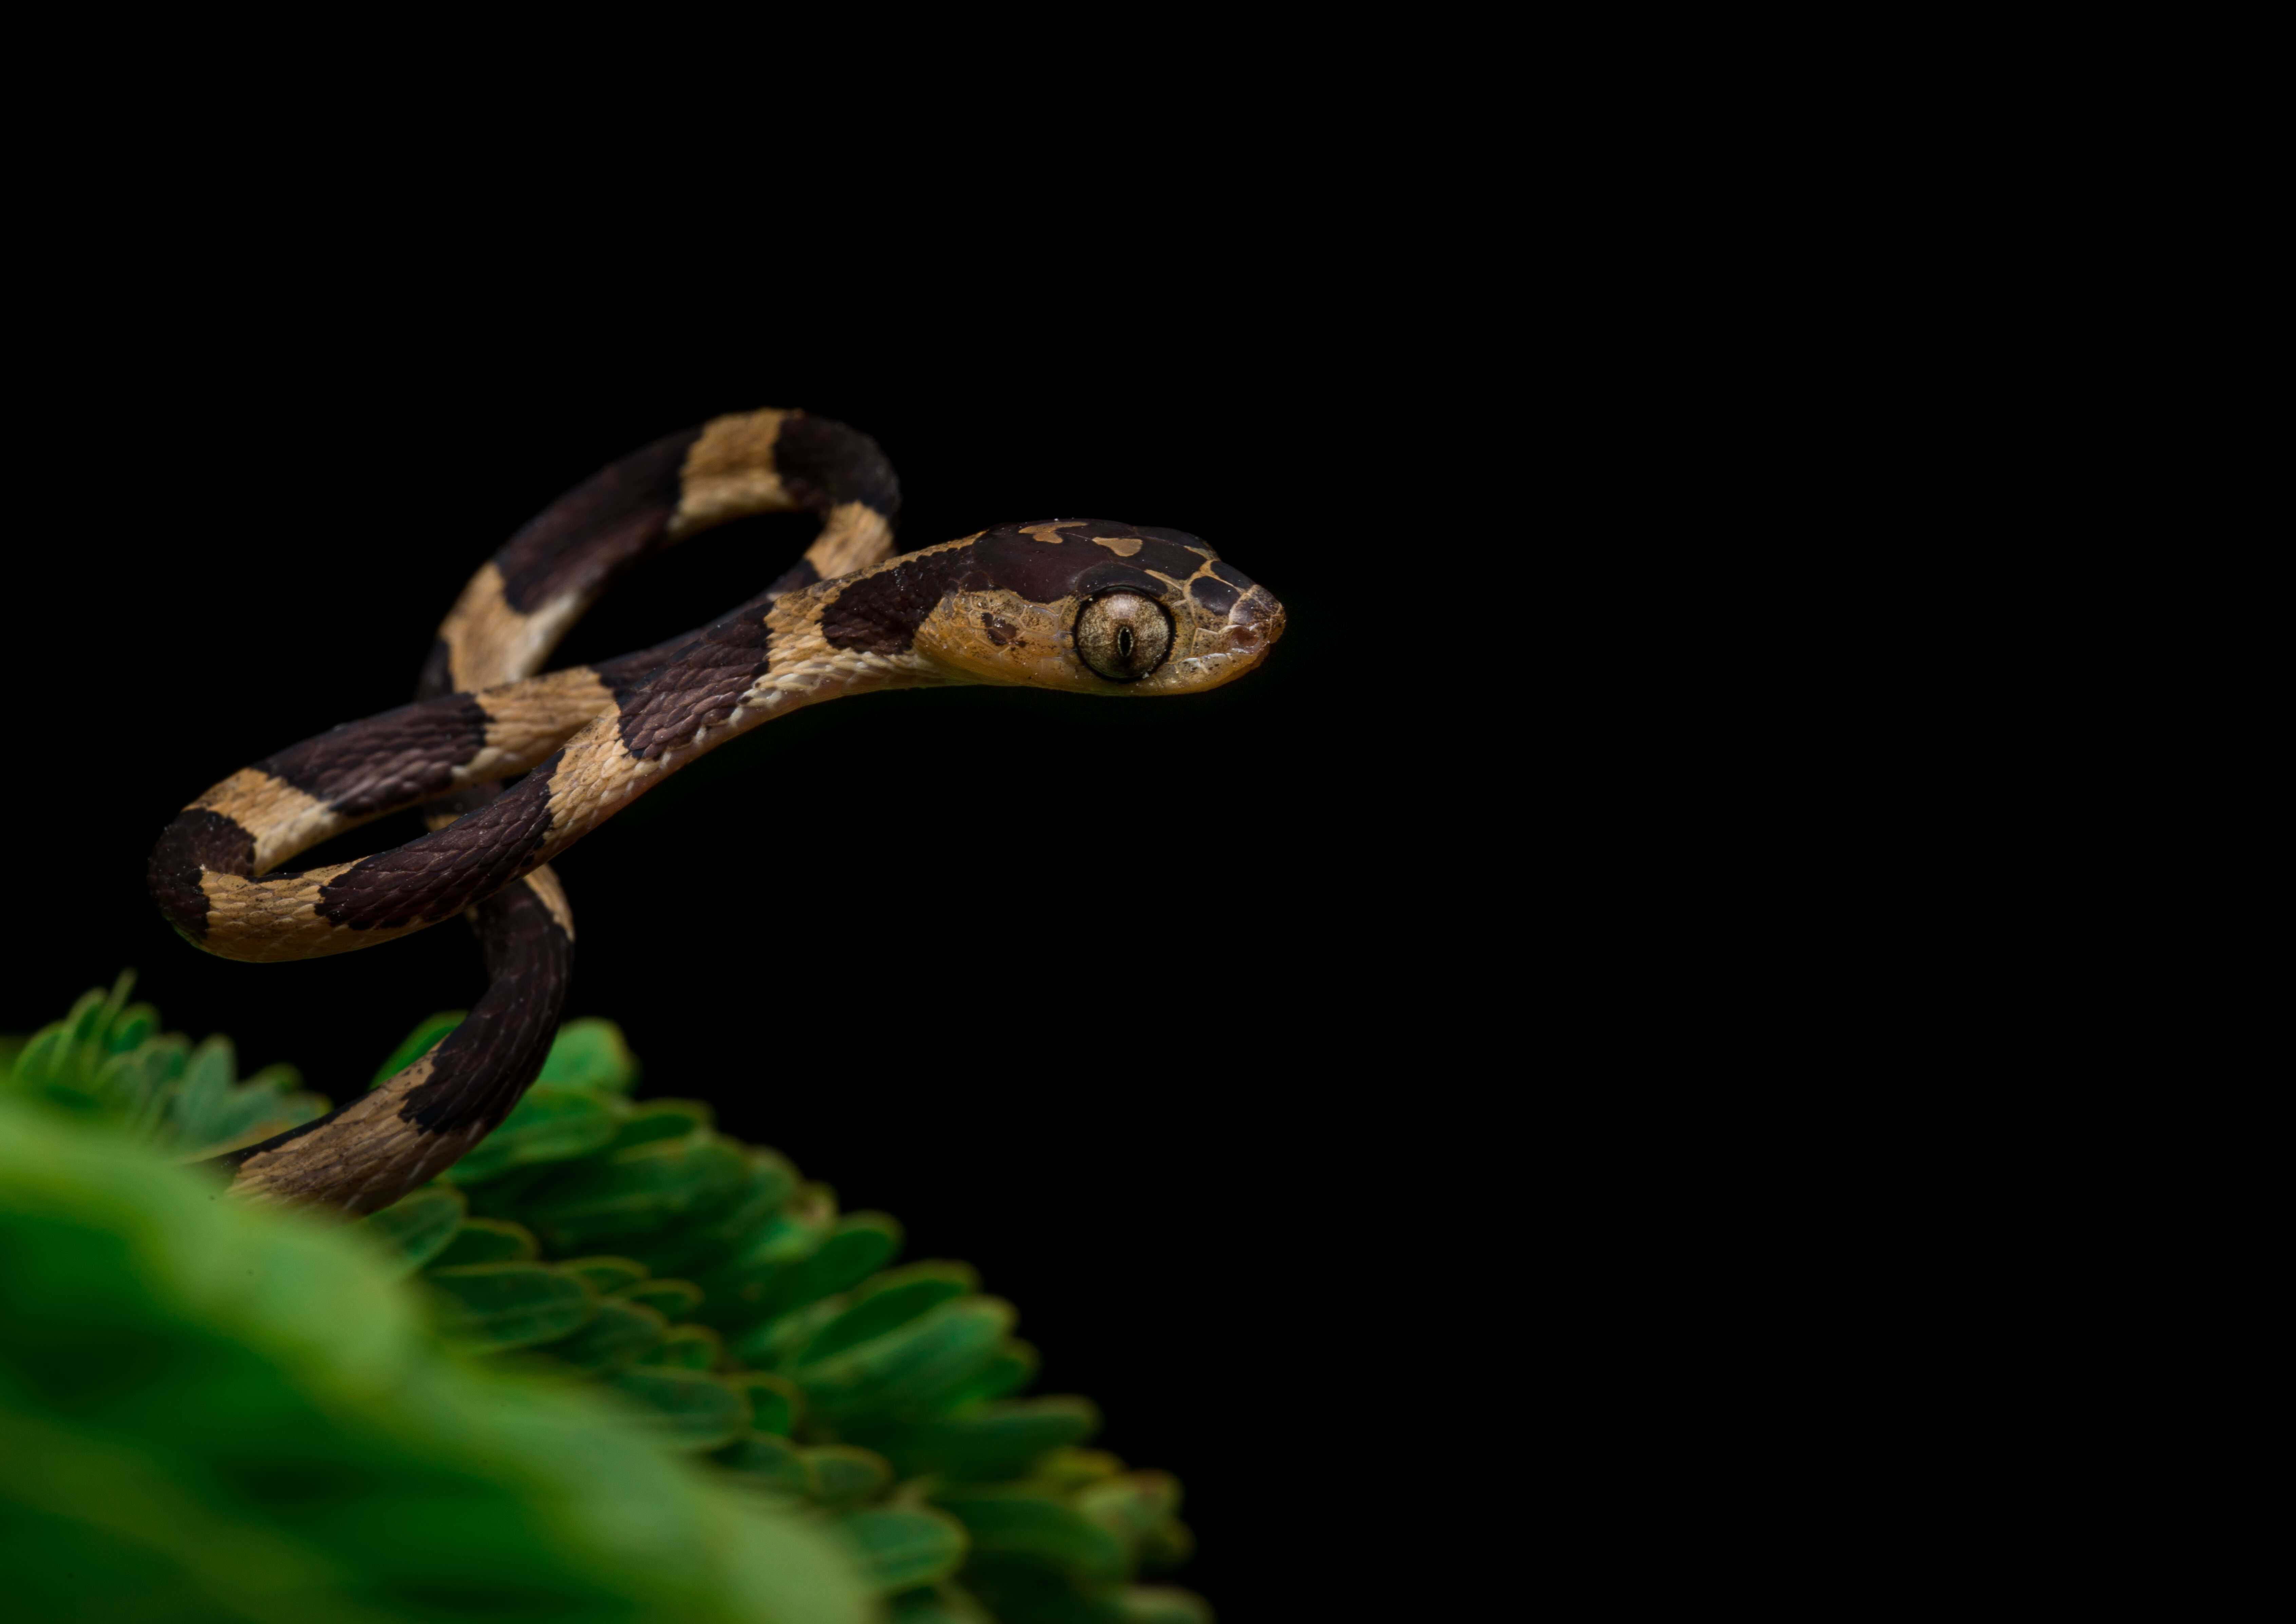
147, 409, 1284, 1214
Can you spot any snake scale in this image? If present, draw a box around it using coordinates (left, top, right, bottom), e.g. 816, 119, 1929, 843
147, 409, 1284, 1215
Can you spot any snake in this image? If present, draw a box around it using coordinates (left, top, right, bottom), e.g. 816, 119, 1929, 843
146, 409, 1284, 1216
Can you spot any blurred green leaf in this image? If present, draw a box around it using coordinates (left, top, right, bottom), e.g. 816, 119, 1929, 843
855, 1259, 982, 1303
692, 1205, 836, 1329
804, 1444, 893, 1509
718, 1430, 810, 1499
931, 1339, 1041, 1415
482, 1132, 748, 1252
617, 1147, 802, 1279
0, 1098, 871, 1624
1134, 1520, 1196, 1577
546, 1297, 666, 1375
797, 1298, 1017, 1427
889, 1585, 999, 1624
430, 1217, 537, 1267
168, 1034, 241, 1150
1073, 1472, 1180, 1550
604, 1098, 714, 1149
796, 1267, 976, 1368
359, 1184, 468, 1275
533, 1016, 640, 1094
94, 1029, 187, 1135
840, 1505, 969, 1593
425, 1263, 595, 1352
727, 1371, 802, 1437
1033, 1449, 1126, 1492
637, 1323, 724, 1371
748, 1211, 903, 1325
1118, 1587, 1212, 1624
558, 1255, 649, 1294
620, 1277, 703, 1322
605, 1368, 750, 1452
735, 1294, 850, 1371
634, 1149, 804, 1277
368, 1011, 465, 1089
186, 1064, 317, 1158
932, 1487, 1128, 1583
870, 1399, 1102, 1483
447, 1085, 618, 1184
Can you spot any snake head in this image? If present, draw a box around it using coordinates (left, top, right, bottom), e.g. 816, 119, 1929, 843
853, 518, 1283, 695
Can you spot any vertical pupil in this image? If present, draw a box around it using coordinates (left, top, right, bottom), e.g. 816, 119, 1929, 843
1117, 626, 1134, 659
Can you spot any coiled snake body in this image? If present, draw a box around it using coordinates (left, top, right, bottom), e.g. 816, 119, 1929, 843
148, 410, 1283, 1214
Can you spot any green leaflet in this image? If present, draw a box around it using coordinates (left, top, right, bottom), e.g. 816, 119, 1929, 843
533, 1016, 640, 1094
804, 1445, 893, 1508
857, 1259, 982, 1301
796, 1269, 978, 1368
430, 1217, 537, 1267
795, 1298, 1018, 1427
170, 1036, 303, 1156
605, 1097, 715, 1149
605, 1367, 750, 1451
617, 1149, 800, 1278
727, 1371, 802, 1437
720, 1429, 813, 1498
749, 1211, 904, 1324
1133, 1520, 1195, 1577
1118, 1589, 1214, 1624
692, 1222, 828, 1327
620, 1277, 703, 1321
1073, 1473, 1180, 1551
1074, 1475, 1197, 1581
558, 1255, 648, 1294
840, 1506, 970, 1594
890, 1585, 999, 1624
930, 1340, 1041, 1414
481, 1130, 749, 1251
891, 1589, 1001, 1624
167, 1034, 231, 1140
425, 1263, 596, 1351
933, 1488, 1129, 1585
736, 1293, 852, 1371
368, 1010, 465, 1088
637, 1323, 725, 1371
1033, 1450, 1124, 1492
546, 1297, 666, 1374
95, 1034, 187, 1139
869, 1399, 1103, 1483
447, 1085, 618, 1183
360, 1183, 468, 1274
444, 1159, 551, 1210
895, 1566, 1097, 1624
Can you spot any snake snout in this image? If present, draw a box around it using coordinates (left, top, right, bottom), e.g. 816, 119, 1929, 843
1222, 586, 1285, 660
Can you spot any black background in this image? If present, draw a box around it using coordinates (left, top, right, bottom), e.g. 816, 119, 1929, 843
10, 292, 1427, 1613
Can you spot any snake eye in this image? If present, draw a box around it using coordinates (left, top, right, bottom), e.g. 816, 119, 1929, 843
1074, 592, 1173, 681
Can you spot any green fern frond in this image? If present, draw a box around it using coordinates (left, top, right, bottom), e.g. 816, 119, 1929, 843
359, 1011, 1209, 1623
1, 979, 1211, 1624
2, 971, 327, 1157
0, 1095, 869, 1624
